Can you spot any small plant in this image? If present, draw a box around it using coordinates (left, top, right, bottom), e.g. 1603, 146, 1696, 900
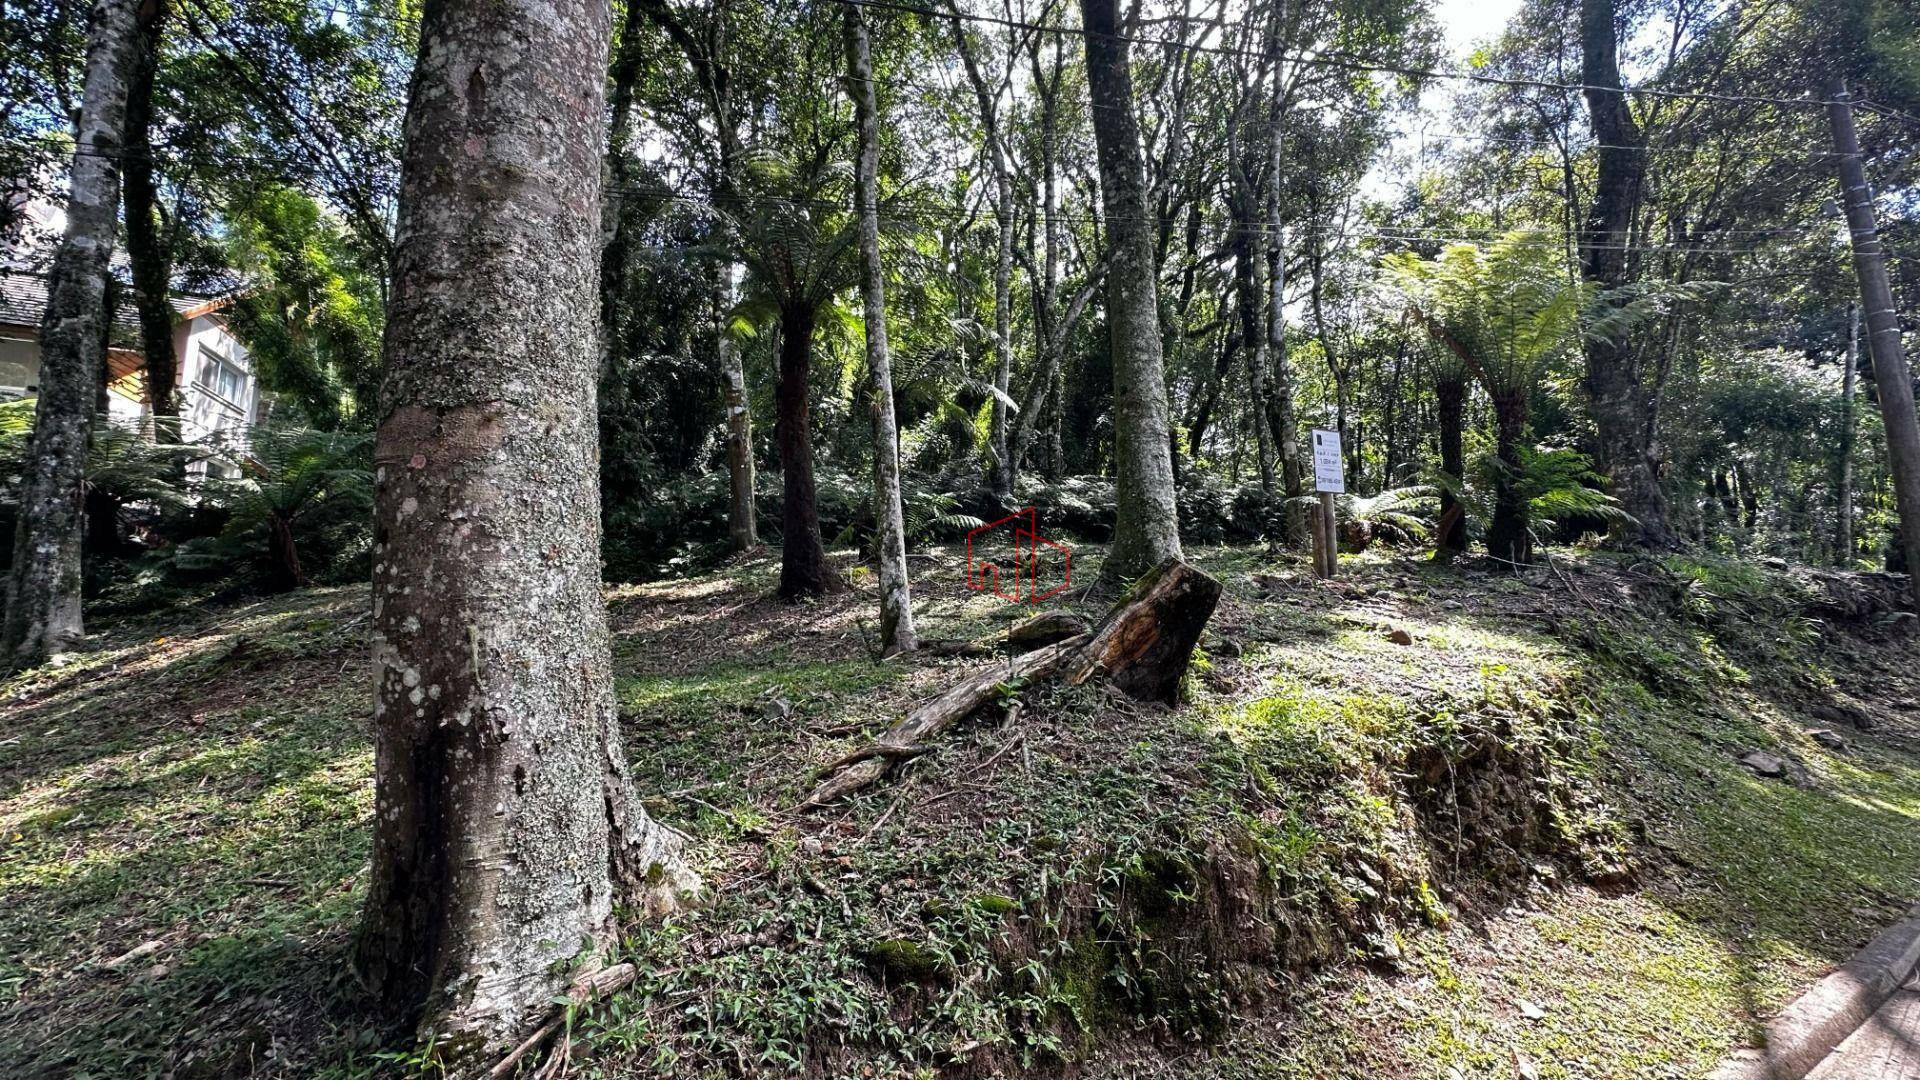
176, 422, 374, 591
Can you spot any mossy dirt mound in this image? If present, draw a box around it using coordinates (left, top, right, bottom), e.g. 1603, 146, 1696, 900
580, 557, 1639, 1077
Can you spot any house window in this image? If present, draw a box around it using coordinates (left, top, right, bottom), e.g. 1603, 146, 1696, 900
196, 345, 248, 406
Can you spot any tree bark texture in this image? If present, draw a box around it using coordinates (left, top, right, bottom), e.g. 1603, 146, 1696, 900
1079, 0, 1182, 584
1578, 0, 1679, 551
775, 304, 840, 599
2, 0, 141, 670
123, 0, 176, 428
354, 0, 694, 1057
1829, 80, 1920, 604
1067, 557, 1222, 704
846, 9, 916, 656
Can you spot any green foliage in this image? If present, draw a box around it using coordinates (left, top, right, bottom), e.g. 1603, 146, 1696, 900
176, 424, 374, 590
224, 185, 384, 429
1428, 445, 1634, 543
1383, 232, 1588, 391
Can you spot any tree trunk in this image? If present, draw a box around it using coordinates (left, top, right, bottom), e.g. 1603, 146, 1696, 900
354, 0, 695, 1059
266, 510, 306, 592
1434, 375, 1467, 558
1828, 80, 1920, 605
1487, 388, 1533, 567
1836, 302, 1858, 566
1578, 0, 1679, 551
950, 18, 1016, 505
846, 9, 916, 656
598, 0, 648, 379
3, 0, 140, 671
122, 0, 176, 433
775, 304, 840, 599
1229, 117, 1274, 495
719, 270, 756, 552
1066, 557, 1222, 704
1080, 0, 1181, 584
1264, 62, 1304, 536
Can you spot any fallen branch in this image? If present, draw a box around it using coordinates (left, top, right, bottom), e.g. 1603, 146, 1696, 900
800, 633, 1091, 808
801, 559, 1223, 809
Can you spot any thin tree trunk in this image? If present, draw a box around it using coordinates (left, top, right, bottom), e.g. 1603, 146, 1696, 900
1835, 302, 1859, 565
1434, 375, 1467, 558
1578, 0, 1679, 550
1487, 388, 1533, 567
353, 0, 694, 1059
122, 0, 176, 433
1080, 0, 1181, 583
776, 304, 840, 598
1188, 329, 1238, 459
1230, 111, 1273, 495
719, 269, 756, 551
1263, 42, 1303, 532
3, 0, 140, 670
598, 0, 648, 378
846, 8, 915, 655
1829, 81, 1920, 595
950, 16, 1016, 504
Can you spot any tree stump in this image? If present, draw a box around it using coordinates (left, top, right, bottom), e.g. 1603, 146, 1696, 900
1067, 558, 1224, 704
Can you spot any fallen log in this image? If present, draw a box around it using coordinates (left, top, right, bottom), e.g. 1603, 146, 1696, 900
801, 633, 1092, 808
802, 559, 1222, 809
920, 609, 1091, 658
1067, 559, 1224, 704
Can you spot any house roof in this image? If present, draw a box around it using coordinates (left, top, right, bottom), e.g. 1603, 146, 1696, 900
0, 269, 231, 340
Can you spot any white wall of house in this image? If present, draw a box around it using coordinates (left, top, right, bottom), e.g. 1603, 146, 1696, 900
0, 309, 261, 476
173, 313, 259, 477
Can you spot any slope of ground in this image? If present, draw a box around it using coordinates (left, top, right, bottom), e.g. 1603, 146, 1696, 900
0, 544, 1915, 1077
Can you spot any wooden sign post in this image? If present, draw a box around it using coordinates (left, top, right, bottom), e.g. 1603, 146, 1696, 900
1310, 428, 1344, 578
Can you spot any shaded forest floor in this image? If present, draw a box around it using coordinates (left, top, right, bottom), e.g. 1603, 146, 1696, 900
2, 542, 1918, 1077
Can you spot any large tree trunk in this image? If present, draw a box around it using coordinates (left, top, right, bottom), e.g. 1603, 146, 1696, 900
1829, 80, 1920, 600
1486, 389, 1533, 567
353, 0, 695, 1059
122, 0, 175, 433
846, 9, 916, 656
1577, 0, 1679, 551
1080, 0, 1181, 584
2, 0, 140, 671
775, 304, 840, 599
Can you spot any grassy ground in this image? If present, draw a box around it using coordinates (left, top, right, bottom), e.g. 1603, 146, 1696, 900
1, 543, 1915, 1077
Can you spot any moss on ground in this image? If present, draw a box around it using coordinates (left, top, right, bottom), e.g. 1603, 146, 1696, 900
0, 547, 1915, 1077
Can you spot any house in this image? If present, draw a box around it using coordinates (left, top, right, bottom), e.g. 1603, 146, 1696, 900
0, 268, 265, 476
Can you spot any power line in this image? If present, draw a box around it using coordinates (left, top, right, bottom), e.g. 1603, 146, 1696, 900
834, 0, 1848, 114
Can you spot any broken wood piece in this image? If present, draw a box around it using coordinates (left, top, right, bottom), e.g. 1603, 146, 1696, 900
920, 609, 1091, 658
1067, 558, 1224, 704
801, 633, 1091, 808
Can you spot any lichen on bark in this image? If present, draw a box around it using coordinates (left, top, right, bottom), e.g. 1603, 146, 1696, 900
352, 0, 696, 1060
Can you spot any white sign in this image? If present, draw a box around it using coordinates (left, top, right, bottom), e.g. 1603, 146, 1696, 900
1311, 428, 1345, 493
